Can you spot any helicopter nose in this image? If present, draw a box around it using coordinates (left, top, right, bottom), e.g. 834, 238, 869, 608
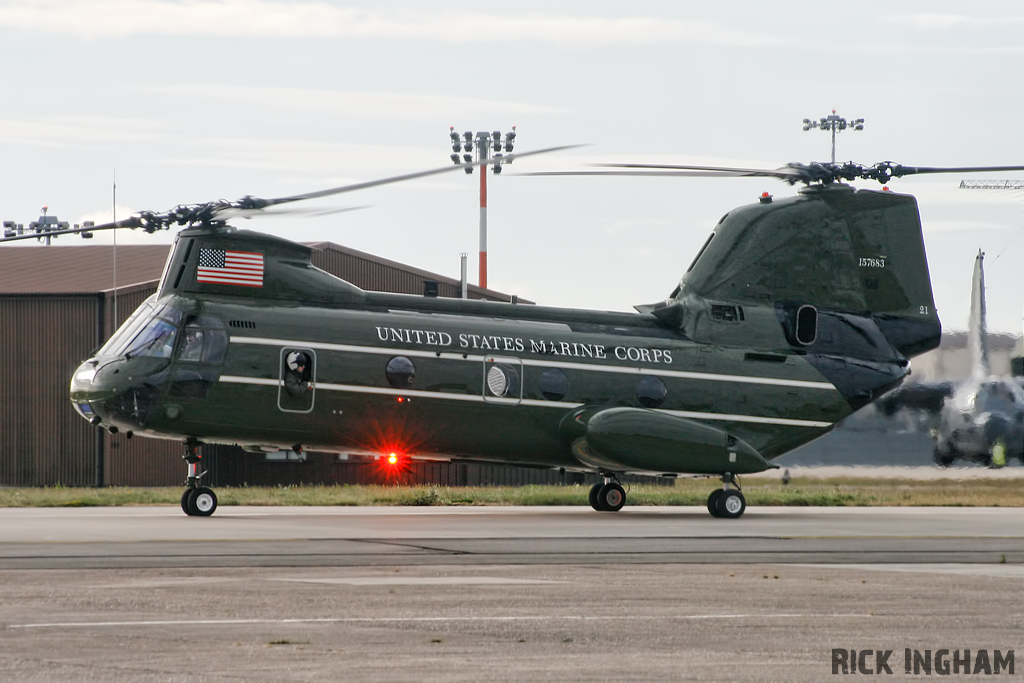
71, 356, 170, 430
70, 359, 108, 424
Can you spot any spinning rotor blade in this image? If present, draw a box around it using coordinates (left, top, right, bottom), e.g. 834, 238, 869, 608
0, 144, 579, 244
526, 160, 1024, 186
0, 216, 148, 243
213, 204, 371, 221
241, 144, 583, 212
878, 164, 1024, 177
597, 162, 805, 179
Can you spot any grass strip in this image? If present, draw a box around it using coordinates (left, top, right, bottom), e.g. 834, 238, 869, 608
0, 477, 1021, 508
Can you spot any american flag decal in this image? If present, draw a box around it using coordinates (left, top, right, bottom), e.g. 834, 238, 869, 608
196, 249, 264, 287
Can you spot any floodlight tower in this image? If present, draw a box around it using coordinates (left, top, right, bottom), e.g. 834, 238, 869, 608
448, 125, 516, 289
802, 110, 864, 163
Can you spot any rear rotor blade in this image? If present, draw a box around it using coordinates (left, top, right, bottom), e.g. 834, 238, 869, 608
597, 162, 805, 179
879, 163, 1024, 178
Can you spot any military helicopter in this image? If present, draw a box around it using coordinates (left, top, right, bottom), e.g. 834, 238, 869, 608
876, 250, 1024, 466
4, 150, 1024, 518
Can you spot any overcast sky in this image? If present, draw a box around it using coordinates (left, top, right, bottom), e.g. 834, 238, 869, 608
1, 1, 1022, 336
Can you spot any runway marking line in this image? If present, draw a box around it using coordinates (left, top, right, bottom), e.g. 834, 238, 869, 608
6, 614, 874, 629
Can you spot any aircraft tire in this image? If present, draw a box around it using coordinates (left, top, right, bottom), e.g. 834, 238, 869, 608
933, 447, 956, 468
716, 490, 746, 519
706, 490, 724, 518
187, 487, 218, 517
596, 483, 626, 512
588, 483, 605, 511
180, 489, 194, 516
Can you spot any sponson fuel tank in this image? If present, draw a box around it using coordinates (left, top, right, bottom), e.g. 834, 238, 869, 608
569, 407, 774, 475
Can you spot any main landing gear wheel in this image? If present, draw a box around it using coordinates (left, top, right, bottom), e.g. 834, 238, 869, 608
706, 490, 724, 517
707, 473, 746, 519
592, 482, 626, 512
588, 483, 603, 510
184, 487, 218, 517
716, 490, 746, 519
180, 488, 194, 515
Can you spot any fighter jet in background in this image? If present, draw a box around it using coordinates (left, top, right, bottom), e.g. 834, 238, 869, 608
877, 250, 1024, 466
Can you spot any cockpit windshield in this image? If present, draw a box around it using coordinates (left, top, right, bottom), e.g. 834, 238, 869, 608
98, 296, 184, 359
974, 382, 1021, 415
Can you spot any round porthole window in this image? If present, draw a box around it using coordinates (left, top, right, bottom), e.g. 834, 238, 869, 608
486, 363, 520, 398
385, 356, 416, 388
538, 368, 569, 401
636, 375, 667, 408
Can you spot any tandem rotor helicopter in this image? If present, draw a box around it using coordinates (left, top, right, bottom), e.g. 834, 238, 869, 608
4, 141, 1024, 519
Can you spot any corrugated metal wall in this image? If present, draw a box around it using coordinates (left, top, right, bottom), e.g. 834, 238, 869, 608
0, 244, 582, 488
199, 448, 667, 488
0, 296, 98, 486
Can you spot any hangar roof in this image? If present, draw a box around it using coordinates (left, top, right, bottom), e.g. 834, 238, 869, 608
0, 245, 170, 294
0, 241, 520, 301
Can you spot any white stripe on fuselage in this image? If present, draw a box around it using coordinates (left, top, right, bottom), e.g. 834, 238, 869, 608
228, 335, 836, 390
218, 336, 835, 429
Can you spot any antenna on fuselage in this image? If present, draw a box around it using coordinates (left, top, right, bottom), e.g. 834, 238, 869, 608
113, 168, 118, 325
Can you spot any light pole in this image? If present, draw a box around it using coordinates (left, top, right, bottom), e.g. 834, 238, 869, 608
802, 110, 864, 163
449, 125, 516, 289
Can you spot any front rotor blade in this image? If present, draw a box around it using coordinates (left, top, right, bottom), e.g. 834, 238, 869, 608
258, 144, 583, 208
213, 205, 371, 221
0, 217, 143, 244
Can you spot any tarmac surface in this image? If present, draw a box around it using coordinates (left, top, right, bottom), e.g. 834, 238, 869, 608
2, 505, 1023, 681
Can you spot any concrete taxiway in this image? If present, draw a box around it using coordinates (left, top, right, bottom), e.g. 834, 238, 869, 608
2, 506, 1022, 681
1, 505, 1023, 569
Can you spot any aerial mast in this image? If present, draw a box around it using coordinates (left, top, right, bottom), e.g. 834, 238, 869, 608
448, 125, 517, 289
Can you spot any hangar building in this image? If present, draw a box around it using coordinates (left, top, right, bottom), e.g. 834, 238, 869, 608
0, 241, 584, 488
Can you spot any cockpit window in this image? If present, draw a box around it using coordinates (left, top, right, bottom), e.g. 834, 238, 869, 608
975, 383, 1020, 414
177, 316, 228, 363
104, 302, 183, 359
125, 317, 178, 358
98, 295, 157, 356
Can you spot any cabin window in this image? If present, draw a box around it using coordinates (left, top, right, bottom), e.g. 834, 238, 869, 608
385, 356, 416, 388
284, 351, 312, 397
795, 305, 818, 345
538, 368, 570, 401
486, 363, 520, 398
636, 375, 667, 409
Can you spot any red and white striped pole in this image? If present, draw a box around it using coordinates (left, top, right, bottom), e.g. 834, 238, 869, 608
479, 154, 488, 289
448, 126, 515, 292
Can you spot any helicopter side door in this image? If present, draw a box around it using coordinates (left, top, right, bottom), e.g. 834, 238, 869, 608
278, 347, 316, 413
